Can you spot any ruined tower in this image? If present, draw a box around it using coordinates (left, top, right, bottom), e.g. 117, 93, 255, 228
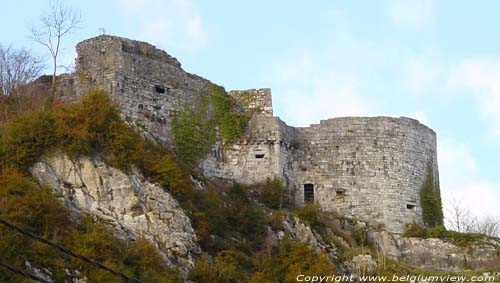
65, 35, 440, 233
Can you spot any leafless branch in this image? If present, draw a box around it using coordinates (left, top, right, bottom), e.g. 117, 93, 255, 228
30, 0, 81, 99
0, 44, 44, 96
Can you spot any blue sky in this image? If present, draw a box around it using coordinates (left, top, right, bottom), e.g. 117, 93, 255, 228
2, 0, 500, 221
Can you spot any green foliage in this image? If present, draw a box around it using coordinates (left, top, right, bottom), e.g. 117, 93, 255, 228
353, 226, 368, 247
171, 84, 250, 170
294, 203, 322, 230
188, 257, 219, 283
0, 167, 180, 282
419, 164, 444, 227
210, 84, 249, 143
258, 178, 289, 210
191, 183, 268, 254
403, 223, 487, 247
54, 89, 122, 158
188, 238, 334, 283
0, 91, 185, 282
1, 89, 339, 282
171, 94, 216, 170
247, 237, 335, 283
0, 110, 56, 171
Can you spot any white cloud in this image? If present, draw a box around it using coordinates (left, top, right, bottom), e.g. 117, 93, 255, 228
387, 0, 435, 30
117, 0, 206, 50
438, 139, 500, 221
447, 58, 500, 137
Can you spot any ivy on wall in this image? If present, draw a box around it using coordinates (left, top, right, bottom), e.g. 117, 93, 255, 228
419, 163, 444, 227
171, 84, 250, 170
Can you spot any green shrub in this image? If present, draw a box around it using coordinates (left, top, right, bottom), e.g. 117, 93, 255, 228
171, 94, 216, 170
248, 237, 335, 283
0, 110, 56, 170
294, 203, 322, 230
0, 167, 180, 282
258, 178, 289, 210
403, 223, 486, 247
188, 258, 219, 283
171, 84, 250, 170
0, 91, 186, 282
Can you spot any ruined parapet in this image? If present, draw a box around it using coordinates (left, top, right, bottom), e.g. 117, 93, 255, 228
292, 117, 438, 233
229, 88, 273, 117
73, 35, 212, 146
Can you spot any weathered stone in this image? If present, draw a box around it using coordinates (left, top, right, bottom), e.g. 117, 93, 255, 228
348, 254, 377, 276
31, 153, 200, 273
57, 34, 440, 233
369, 230, 500, 271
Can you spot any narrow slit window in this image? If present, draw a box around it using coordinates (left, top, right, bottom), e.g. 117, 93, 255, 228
255, 153, 265, 159
154, 85, 165, 94
406, 203, 416, 210
304, 183, 314, 203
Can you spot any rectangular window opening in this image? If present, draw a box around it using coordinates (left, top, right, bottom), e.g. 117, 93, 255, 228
304, 183, 314, 203
255, 153, 265, 159
335, 188, 346, 197
406, 204, 416, 210
154, 85, 166, 94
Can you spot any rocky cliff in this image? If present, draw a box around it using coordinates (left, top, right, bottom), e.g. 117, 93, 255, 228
31, 153, 200, 273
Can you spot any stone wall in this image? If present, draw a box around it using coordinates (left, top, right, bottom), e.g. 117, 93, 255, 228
73, 35, 212, 146
229, 88, 273, 117
200, 116, 295, 185
291, 117, 438, 232
61, 35, 441, 234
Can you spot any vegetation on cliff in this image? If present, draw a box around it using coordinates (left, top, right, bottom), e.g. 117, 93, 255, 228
0, 90, 335, 282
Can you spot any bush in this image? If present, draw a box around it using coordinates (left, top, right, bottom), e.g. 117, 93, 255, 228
294, 203, 321, 230
0, 167, 180, 282
188, 258, 218, 283
258, 178, 289, 210
403, 223, 486, 247
0, 91, 185, 282
248, 237, 334, 283
0, 110, 56, 170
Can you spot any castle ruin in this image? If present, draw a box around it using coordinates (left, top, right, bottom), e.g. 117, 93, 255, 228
59, 35, 439, 233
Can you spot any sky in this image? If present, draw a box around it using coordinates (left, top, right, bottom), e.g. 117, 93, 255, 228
2, 0, 500, 223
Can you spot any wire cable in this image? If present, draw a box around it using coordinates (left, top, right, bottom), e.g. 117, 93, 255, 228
0, 217, 142, 283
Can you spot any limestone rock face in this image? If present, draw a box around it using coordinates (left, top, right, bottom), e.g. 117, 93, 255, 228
348, 254, 377, 276
31, 153, 200, 272
369, 231, 500, 271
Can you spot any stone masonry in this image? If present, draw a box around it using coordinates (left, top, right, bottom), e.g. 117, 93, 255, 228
60, 35, 440, 233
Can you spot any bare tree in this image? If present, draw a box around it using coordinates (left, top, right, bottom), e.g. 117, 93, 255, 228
475, 216, 500, 238
445, 197, 477, 233
0, 45, 44, 96
31, 0, 80, 98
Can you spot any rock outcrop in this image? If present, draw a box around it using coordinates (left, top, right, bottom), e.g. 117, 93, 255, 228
368, 231, 500, 271
31, 153, 200, 273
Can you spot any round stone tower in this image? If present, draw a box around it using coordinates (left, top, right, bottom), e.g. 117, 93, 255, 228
291, 117, 439, 233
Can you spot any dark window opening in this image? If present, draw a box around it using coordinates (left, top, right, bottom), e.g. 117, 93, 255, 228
255, 153, 265, 159
406, 204, 416, 210
304, 183, 314, 203
336, 188, 346, 197
154, 85, 165, 94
